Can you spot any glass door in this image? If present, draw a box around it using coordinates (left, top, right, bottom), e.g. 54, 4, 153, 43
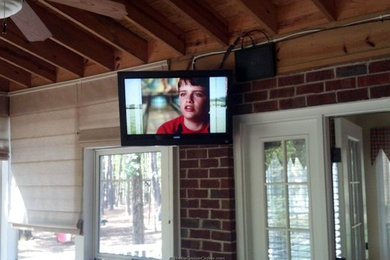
334, 118, 367, 260
234, 116, 330, 260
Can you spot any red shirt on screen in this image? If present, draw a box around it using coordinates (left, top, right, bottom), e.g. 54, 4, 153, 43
157, 115, 209, 134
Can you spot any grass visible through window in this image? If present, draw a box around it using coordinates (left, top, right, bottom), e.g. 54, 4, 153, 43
18, 231, 75, 260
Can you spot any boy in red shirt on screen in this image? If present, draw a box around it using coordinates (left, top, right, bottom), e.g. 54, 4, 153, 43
157, 77, 210, 134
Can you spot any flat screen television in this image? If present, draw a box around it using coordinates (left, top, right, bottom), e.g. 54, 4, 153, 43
117, 70, 232, 146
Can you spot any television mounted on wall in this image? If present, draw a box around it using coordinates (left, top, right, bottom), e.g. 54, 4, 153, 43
117, 70, 233, 146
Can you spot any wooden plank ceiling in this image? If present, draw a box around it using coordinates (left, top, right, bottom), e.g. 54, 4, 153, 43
0, 0, 389, 92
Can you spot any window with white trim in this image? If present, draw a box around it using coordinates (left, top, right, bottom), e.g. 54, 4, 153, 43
93, 146, 178, 260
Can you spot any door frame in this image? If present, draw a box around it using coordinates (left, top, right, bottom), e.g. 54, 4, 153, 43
376, 150, 390, 260
335, 118, 367, 259
233, 97, 390, 260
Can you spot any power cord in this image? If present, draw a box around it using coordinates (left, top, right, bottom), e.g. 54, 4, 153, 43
218, 29, 270, 69
191, 13, 390, 70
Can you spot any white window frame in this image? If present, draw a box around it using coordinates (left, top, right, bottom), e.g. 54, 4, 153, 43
233, 97, 390, 260
81, 146, 180, 260
0, 161, 18, 260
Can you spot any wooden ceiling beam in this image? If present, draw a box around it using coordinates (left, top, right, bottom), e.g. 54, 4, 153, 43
0, 60, 31, 88
166, 0, 229, 46
310, 0, 337, 21
119, 1, 186, 55
31, 2, 116, 70
277, 20, 390, 74
2, 22, 85, 77
38, 1, 148, 63
238, 0, 278, 34
0, 41, 56, 82
46, 0, 128, 20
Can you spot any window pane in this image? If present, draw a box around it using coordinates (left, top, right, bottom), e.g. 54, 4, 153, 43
268, 230, 288, 260
349, 140, 358, 182
286, 140, 307, 183
267, 184, 287, 227
351, 183, 361, 225
265, 141, 283, 183
265, 138, 311, 260
352, 225, 364, 260
98, 152, 162, 259
288, 184, 309, 229
291, 231, 311, 259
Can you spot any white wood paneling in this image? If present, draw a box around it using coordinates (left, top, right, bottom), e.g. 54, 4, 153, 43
11, 134, 81, 163
11, 108, 77, 139
78, 76, 118, 106
10, 86, 77, 116
78, 101, 119, 130
0, 117, 9, 160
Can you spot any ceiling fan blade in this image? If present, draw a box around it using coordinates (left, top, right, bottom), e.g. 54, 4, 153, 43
11, 2, 52, 42
46, 0, 128, 20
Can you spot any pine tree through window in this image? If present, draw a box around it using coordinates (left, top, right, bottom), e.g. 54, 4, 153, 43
97, 151, 163, 259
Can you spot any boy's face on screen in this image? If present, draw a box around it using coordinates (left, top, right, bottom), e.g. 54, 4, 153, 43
179, 82, 209, 122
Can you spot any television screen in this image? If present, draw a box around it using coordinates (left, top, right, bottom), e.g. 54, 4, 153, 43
117, 70, 232, 146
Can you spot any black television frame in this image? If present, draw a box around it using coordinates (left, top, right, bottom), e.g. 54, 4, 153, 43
117, 70, 233, 146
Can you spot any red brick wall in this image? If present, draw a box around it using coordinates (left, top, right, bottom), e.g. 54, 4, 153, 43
233, 58, 390, 115
179, 57, 390, 259
180, 145, 235, 259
